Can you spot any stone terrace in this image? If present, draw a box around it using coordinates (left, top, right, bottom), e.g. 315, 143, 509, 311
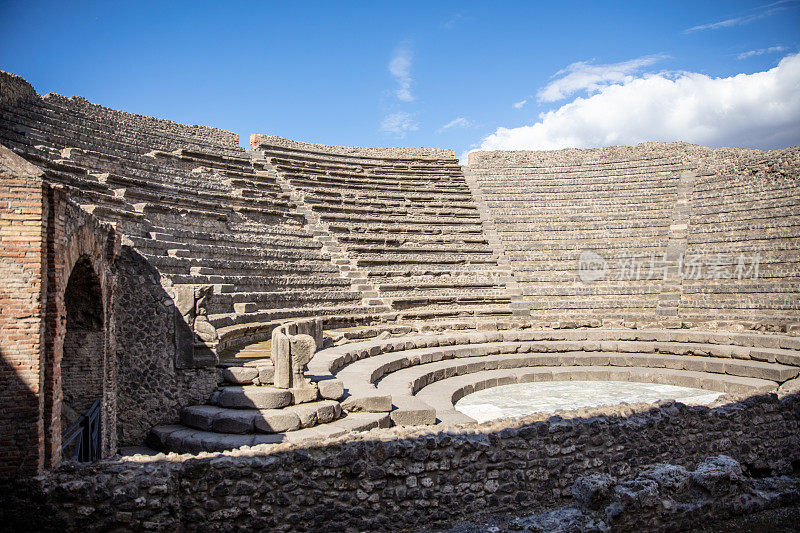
466, 143, 800, 330
0, 72, 379, 356
252, 135, 518, 322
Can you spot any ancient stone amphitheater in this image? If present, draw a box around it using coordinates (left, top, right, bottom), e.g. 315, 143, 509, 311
1, 70, 799, 530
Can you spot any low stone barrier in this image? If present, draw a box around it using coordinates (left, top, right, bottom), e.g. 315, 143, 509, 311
3, 392, 798, 531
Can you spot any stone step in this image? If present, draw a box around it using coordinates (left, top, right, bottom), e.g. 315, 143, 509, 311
147, 411, 392, 453
214, 385, 319, 409
180, 400, 342, 434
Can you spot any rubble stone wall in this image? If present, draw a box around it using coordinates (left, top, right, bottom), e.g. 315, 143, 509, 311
114, 248, 218, 446
5, 392, 799, 531
251, 134, 456, 159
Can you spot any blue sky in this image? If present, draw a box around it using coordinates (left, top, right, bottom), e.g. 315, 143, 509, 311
1, 1, 799, 156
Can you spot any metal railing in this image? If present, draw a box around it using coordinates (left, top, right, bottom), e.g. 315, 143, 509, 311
61, 398, 102, 462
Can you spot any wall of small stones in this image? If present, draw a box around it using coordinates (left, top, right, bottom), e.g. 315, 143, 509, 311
0, 70, 38, 106
41, 92, 241, 149
251, 134, 456, 159
114, 247, 217, 446
4, 392, 798, 531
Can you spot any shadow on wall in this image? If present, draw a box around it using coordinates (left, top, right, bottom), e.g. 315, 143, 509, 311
61, 256, 104, 436
0, 390, 799, 531
114, 247, 217, 446
0, 346, 40, 477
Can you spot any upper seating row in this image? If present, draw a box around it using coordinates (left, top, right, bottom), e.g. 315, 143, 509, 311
466, 143, 800, 330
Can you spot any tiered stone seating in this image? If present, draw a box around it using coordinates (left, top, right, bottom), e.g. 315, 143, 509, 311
0, 75, 371, 349
683, 148, 800, 327
310, 327, 800, 426
253, 136, 516, 320
149, 323, 800, 452
466, 145, 691, 323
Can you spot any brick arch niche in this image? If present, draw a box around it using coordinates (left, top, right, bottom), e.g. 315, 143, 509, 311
61, 256, 105, 434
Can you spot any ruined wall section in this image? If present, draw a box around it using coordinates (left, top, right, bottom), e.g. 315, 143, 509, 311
251, 134, 456, 159
7, 392, 800, 530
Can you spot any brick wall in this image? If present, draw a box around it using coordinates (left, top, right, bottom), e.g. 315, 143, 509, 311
1, 144, 119, 475
0, 146, 46, 476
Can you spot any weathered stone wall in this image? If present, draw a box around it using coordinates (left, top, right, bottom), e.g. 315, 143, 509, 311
47, 189, 119, 462
41, 92, 240, 149
0, 70, 38, 106
251, 134, 456, 159
3, 392, 798, 531
114, 247, 217, 446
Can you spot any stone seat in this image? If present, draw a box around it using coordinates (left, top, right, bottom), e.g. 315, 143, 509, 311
206, 292, 364, 317
207, 303, 386, 330
356, 255, 498, 267
165, 273, 352, 290
318, 212, 484, 226
332, 222, 483, 234
138, 200, 229, 221
146, 223, 318, 245
388, 295, 512, 311
305, 195, 480, 212
308, 330, 800, 381
129, 235, 331, 263
147, 411, 392, 454
300, 185, 475, 203
146, 255, 340, 276
119, 182, 293, 214
180, 400, 342, 434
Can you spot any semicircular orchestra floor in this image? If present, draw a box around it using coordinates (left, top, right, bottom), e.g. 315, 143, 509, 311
454, 380, 724, 423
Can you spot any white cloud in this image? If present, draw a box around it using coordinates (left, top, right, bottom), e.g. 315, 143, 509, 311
685, 1, 796, 32
738, 46, 787, 60
436, 117, 472, 133
389, 43, 414, 102
513, 99, 528, 109
478, 53, 800, 152
381, 111, 419, 138
537, 54, 667, 102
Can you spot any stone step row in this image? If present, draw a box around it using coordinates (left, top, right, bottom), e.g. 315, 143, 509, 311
181, 400, 342, 434
147, 411, 392, 453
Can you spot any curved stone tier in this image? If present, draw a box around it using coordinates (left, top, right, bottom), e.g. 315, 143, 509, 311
149, 322, 799, 453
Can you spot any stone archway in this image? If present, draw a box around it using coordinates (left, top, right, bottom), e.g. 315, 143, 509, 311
61, 256, 105, 436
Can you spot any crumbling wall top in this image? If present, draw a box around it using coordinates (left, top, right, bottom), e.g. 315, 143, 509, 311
251, 134, 456, 160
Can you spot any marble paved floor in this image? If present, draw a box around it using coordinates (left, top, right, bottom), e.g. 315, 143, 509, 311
455, 380, 723, 423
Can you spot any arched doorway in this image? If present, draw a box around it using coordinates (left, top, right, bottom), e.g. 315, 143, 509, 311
61, 256, 104, 460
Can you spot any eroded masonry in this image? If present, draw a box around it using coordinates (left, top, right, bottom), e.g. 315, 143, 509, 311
1, 70, 799, 530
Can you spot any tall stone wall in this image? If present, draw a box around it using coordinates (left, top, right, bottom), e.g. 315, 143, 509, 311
3, 392, 798, 531
41, 93, 240, 149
